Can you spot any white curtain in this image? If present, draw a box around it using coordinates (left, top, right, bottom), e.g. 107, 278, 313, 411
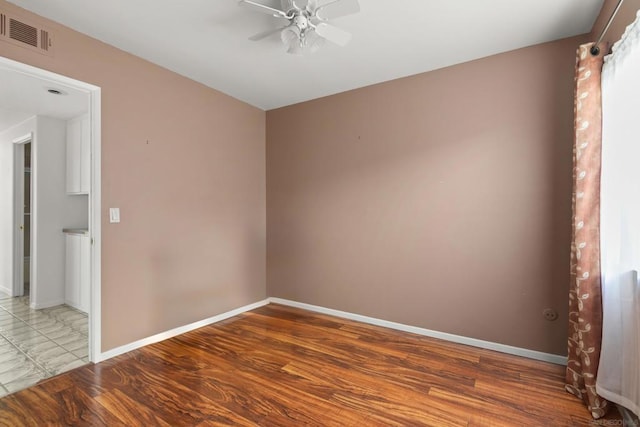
596, 10, 640, 418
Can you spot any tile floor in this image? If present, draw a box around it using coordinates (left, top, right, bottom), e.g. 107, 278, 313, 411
0, 293, 88, 398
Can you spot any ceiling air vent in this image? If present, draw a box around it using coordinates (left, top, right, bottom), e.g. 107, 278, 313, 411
0, 10, 53, 56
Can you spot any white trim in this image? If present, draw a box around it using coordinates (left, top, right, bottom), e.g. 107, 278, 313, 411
88, 297, 567, 366
12, 133, 32, 144
0, 57, 99, 94
269, 298, 568, 366
29, 122, 37, 309
30, 298, 65, 310
0, 56, 102, 364
96, 299, 270, 363
88, 84, 102, 363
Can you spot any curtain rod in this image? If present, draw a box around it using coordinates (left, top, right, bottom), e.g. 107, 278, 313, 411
591, 0, 625, 55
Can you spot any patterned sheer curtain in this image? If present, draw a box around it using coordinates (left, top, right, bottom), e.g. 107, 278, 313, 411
565, 43, 609, 419
596, 10, 640, 419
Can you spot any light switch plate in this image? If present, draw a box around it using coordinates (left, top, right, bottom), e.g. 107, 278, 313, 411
109, 208, 120, 223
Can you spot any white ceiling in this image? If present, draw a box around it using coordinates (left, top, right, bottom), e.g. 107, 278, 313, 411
0, 67, 89, 132
6, 0, 604, 110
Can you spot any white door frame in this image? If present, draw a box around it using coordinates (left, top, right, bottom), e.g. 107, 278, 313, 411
0, 56, 102, 363
12, 134, 31, 299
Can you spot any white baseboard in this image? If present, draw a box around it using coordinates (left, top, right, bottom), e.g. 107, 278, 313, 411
0, 284, 12, 297
96, 299, 270, 363
93, 296, 567, 366
31, 298, 65, 309
269, 297, 568, 366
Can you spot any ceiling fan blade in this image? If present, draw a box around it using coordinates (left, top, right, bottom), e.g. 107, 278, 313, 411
314, 22, 352, 46
249, 26, 287, 41
239, 0, 290, 19
316, 0, 360, 20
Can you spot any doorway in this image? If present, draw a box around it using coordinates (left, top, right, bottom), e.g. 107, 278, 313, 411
14, 139, 32, 299
11, 134, 32, 301
2, 115, 90, 397
0, 56, 102, 385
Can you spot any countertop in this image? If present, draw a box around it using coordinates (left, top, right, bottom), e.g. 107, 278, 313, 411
62, 228, 89, 236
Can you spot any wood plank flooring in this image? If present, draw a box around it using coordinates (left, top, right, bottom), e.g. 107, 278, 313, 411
0, 304, 622, 426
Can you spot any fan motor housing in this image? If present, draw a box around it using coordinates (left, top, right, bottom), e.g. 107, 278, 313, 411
293, 15, 309, 30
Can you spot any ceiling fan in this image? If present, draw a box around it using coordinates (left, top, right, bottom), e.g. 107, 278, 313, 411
239, 0, 360, 54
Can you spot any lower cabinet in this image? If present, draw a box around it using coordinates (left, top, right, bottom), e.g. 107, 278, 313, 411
65, 233, 89, 313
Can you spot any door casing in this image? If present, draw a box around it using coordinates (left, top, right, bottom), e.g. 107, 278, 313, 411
1, 56, 102, 363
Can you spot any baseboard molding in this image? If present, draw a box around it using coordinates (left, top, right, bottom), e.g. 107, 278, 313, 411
31, 298, 65, 310
94, 296, 567, 366
0, 284, 12, 297
269, 297, 568, 366
96, 299, 270, 363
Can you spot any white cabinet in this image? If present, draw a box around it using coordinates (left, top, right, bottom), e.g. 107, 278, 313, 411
65, 233, 90, 313
66, 114, 90, 194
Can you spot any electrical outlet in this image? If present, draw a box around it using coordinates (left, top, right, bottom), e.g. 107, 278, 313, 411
543, 308, 558, 321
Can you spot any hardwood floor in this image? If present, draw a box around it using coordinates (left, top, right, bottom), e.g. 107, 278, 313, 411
0, 304, 622, 426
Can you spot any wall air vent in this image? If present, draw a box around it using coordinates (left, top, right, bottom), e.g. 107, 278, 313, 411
10, 18, 38, 47
0, 10, 53, 56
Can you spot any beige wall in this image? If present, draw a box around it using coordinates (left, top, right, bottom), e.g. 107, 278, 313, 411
0, 1, 266, 351
267, 35, 586, 355
591, 0, 640, 47
0, 0, 610, 357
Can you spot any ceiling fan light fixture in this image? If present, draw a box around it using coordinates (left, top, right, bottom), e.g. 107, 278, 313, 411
287, 42, 305, 55
240, 0, 358, 54
304, 30, 325, 53
280, 24, 324, 55
281, 25, 300, 46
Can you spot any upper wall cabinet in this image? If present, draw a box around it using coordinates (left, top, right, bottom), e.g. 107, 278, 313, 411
66, 114, 90, 195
